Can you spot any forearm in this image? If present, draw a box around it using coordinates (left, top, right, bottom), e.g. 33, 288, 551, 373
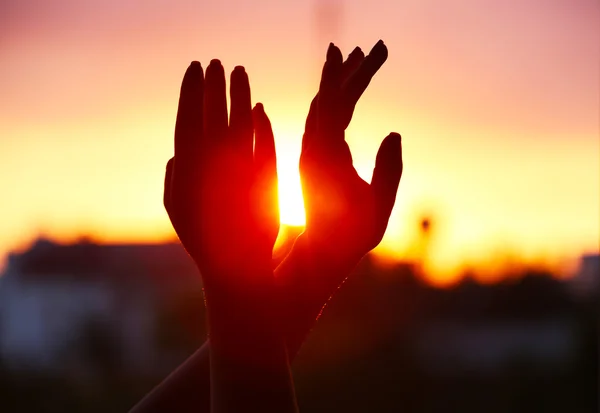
274, 232, 363, 358
208, 332, 296, 413
130, 236, 357, 413
204, 268, 297, 413
129, 341, 211, 413
129, 271, 294, 413
130, 336, 295, 413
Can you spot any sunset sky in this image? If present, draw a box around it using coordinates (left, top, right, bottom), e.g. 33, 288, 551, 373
1, 0, 598, 284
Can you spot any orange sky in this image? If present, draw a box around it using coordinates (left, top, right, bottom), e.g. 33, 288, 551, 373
1, 0, 598, 284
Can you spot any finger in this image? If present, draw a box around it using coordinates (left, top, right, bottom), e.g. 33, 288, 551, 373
317, 43, 344, 142
341, 46, 364, 83
204, 59, 228, 142
344, 40, 388, 105
341, 40, 388, 129
252, 103, 279, 223
229, 66, 253, 161
164, 157, 175, 221
303, 46, 363, 152
371, 133, 403, 225
174, 62, 204, 165
253, 104, 276, 176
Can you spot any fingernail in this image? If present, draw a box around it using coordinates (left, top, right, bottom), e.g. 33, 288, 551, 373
209, 59, 222, 67
254, 102, 264, 112
234, 65, 245, 73
190, 61, 200, 68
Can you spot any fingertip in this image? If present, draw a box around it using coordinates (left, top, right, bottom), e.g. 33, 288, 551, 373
373, 40, 386, 52
346, 46, 365, 65
378, 133, 403, 166
231, 65, 247, 77
205, 58, 225, 79
327, 42, 335, 59
327, 42, 343, 64
333, 45, 343, 64
350, 46, 363, 57
206, 59, 224, 77
230, 65, 249, 85
382, 132, 401, 148
369, 40, 388, 63
253, 103, 271, 128
387, 132, 401, 144
253, 102, 265, 113
381, 43, 389, 60
183, 61, 202, 82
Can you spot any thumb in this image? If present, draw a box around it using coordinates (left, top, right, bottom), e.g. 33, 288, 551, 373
371, 133, 403, 224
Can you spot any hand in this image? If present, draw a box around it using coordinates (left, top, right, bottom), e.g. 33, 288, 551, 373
300, 41, 403, 266
163, 60, 278, 284
275, 41, 403, 354
163, 61, 296, 413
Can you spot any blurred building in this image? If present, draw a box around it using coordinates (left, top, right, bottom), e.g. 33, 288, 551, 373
568, 253, 600, 300
295, 260, 594, 413
416, 318, 578, 375
0, 238, 594, 412
0, 238, 200, 379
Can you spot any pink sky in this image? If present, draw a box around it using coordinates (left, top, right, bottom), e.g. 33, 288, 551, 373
1, 0, 598, 283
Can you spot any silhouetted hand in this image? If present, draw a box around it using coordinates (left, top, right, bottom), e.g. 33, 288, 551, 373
162, 61, 296, 413
301, 41, 403, 267
163, 60, 278, 284
273, 42, 403, 353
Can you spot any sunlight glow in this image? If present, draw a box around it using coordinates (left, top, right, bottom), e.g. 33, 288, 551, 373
277, 165, 306, 226
0, 0, 598, 283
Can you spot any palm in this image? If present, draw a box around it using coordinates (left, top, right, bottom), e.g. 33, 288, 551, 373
164, 61, 278, 276
301, 42, 402, 263
301, 142, 380, 261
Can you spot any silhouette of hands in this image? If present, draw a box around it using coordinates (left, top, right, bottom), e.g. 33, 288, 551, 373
300, 41, 403, 266
163, 61, 278, 284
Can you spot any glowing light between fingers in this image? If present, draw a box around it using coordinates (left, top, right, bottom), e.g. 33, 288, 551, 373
277, 164, 306, 226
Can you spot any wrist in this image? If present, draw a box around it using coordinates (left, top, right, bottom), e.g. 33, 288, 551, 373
274, 233, 363, 340
282, 232, 362, 292
203, 262, 276, 317
203, 265, 279, 333
205, 268, 288, 372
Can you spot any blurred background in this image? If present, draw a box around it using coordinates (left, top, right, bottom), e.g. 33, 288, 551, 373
0, 0, 598, 412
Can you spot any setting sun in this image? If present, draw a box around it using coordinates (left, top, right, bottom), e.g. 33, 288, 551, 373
277, 161, 306, 226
